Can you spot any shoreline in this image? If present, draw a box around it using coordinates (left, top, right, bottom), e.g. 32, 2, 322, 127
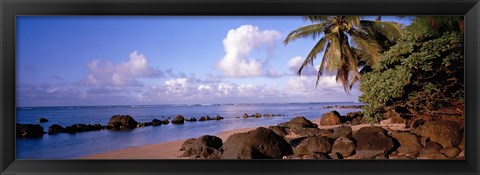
79, 126, 261, 159
77, 118, 388, 159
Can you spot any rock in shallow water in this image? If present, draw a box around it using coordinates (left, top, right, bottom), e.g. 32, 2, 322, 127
171, 115, 185, 124
107, 115, 138, 129
16, 124, 44, 138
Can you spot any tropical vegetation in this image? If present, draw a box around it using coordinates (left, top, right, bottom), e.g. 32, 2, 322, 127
284, 16, 403, 91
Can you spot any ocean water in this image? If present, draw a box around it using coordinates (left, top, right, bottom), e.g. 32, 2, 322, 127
16, 102, 362, 159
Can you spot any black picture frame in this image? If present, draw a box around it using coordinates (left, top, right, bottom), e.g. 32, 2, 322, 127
1, 0, 479, 174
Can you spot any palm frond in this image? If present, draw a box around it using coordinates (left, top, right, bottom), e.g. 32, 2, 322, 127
349, 30, 383, 66
305, 16, 331, 23
284, 23, 327, 45
298, 37, 327, 76
316, 42, 331, 86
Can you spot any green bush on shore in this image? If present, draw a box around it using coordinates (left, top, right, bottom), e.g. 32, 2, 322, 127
359, 17, 464, 123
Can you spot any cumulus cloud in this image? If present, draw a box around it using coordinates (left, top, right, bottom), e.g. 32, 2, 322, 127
217, 25, 281, 77
287, 56, 319, 76
83, 51, 161, 87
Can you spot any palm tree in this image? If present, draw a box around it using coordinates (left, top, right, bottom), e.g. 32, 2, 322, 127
284, 16, 403, 91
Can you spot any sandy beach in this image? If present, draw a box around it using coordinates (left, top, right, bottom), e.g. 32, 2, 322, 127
79, 127, 259, 159
80, 119, 325, 159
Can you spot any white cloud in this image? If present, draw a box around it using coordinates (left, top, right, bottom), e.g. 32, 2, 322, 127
84, 51, 161, 87
164, 78, 188, 94
217, 25, 281, 77
287, 56, 319, 77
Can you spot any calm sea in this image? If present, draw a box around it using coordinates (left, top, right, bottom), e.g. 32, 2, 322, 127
16, 102, 362, 159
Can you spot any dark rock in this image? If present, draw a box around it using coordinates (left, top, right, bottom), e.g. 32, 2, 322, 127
171, 115, 185, 124
420, 141, 443, 154
325, 126, 352, 139
289, 127, 326, 137
252, 113, 262, 118
320, 111, 342, 126
331, 136, 356, 157
214, 115, 224, 120
418, 152, 449, 159
279, 116, 317, 128
38, 118, 49, 123
353, 126, 394, 159
391, 132, 423, 154
180, 138, 199, 157
221, 127, 293, 159
293, 136, 332, 156
198, 135, 223, 150
268, 126, 288, 137
205, 116, 212, 120
152, 119, 162, 126
186, 118, 197, 122
242, 113, 249, 118
346, 111, 363, 118
48, 124, 65, 135
162, 119, 170, 125
180, 135, 223, 159
416, 120, 462, 148
16, 124, 44, 138
328, 152, 343, 159
440, 147, 461, 158
64, 123, 104, 133
107, 115, 138, 129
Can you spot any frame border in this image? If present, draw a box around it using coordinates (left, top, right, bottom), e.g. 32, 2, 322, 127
1, 0, 479, 175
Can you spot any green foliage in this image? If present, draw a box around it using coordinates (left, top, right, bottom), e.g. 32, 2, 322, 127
359, 17, 464, 123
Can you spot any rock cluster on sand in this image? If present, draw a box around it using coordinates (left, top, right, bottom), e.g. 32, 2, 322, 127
179, 111, 464, 160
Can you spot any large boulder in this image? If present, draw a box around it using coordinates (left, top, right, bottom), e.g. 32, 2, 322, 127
171, 115, 185, 124
221, 127, 293, 159
293, 136, 332, 156
48, 124, 65, 135
180, 135, 223, 159
353, 126, 394, 159
38, 118, 49, 123
320, 111, 342, 126
416, 120, 462, 148
180, 138, 198, 157
331, 136, 356, 157
16, 124, 44, 138
107, 115, 138, 129
391, 132, 423, 154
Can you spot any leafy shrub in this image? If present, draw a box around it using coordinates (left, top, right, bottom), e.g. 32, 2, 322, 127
359, 17, 464, 123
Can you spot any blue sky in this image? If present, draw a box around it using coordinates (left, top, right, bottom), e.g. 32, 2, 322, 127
16, 16, 412, 107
